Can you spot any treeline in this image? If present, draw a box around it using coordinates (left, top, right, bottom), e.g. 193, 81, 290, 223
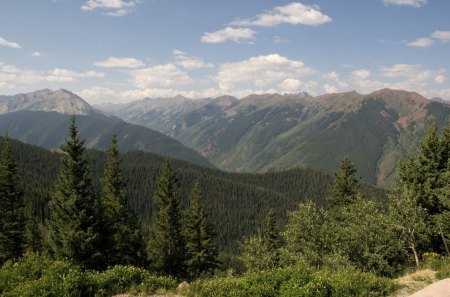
2, 131, 385, 255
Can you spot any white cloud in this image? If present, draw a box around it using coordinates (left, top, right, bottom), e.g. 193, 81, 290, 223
278, 78, 302, 93
172, 50, 213, 69
44, 68, 104, 82
127, 64, 192, 88
406, 37, 434, 47
273, 35, 288, 44
81, 0, 137, 16
215, 54, 315, 92
94, 57, 144, 68
324, 71, 348, 88
31, 52, 42, 57
324, 84, 337, 94
432, 30, 450, 42
231, 2, 332, 27
0, 37, 21, 49
201, 27, 256, 44
78, 86, 122, 103
435, 75, 446, 84
351, 69, 371, 79
0, 62, 104, 87
358, 64, 446, 94
383, 0, 427, 7
381, 64, 429, 79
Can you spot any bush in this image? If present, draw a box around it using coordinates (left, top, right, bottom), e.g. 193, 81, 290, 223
0, 253, 177, 297
86, 265, 177, 296
0, 253, 84, 297
189, 265, 397, 297
434, 257, 450, 279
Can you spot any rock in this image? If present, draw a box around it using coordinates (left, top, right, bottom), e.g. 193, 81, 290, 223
176, 281, 189, 294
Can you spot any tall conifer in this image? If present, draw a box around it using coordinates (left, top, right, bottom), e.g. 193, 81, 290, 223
48, 116, 105, 269
0, 134, 26, 263
327, 157, 360, 209
147, 159, 186, 278
102, 133, 145, 266
184, 182, 219, 279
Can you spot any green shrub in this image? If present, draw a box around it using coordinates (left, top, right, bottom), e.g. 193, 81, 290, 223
190, 266, 397, 297
86, 265, 177, 296
434, 257, 450, 279
0, 253, 84, 297
0, 253, 177, 297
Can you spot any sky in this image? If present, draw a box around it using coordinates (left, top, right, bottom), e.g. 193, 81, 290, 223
0, 0, 450, 104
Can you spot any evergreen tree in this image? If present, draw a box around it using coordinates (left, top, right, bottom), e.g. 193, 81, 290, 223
48, 116, 105, 270
0, 134, 26, 263
147, 159, 186, 278
399, 123, 449, 253
327, 157, 360, 209
262, 209, 281, 250
102, 133, 145, 266
184, 182, 219, 279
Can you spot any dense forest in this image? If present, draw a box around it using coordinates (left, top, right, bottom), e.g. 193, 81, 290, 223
3, 131, 384, 255
0, 118, 449, 296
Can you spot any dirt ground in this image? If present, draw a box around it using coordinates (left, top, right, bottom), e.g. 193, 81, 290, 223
394, 269, 450, 297
407, 278, 450, 297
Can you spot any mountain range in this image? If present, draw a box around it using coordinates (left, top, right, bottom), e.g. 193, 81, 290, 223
0, 89, 211, 167
99, 89, 450, 186
2, 88, 450, 186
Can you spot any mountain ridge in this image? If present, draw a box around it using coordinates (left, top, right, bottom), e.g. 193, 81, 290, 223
0, 89, 212, 167
0, 89, 96, 115
97, 88, 450, 186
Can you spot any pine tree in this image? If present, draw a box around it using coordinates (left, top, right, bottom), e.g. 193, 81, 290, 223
147, 159, 186, 278
0, 134, 26, 263
399, 123, 449, 254
102, 133, 145, 266
48, 116, 105, 270
184, 182, 219, 279
327, 157, 360, 209
261, 209, 281, 263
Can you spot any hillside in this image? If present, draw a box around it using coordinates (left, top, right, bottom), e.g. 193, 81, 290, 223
0, 89, 211, 167
4, 137, 384, 253
102, 89, 450, 186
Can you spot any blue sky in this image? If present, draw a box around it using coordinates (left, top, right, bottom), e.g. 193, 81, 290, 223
1, 0, 449, 103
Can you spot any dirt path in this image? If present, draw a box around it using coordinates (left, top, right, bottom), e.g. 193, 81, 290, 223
407, 278, 450, 297
394, 269, 437, 297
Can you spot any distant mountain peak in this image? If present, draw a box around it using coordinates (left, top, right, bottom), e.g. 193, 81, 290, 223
0, 89, 94, 116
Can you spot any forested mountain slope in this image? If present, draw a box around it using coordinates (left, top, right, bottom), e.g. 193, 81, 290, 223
102, 89, 450, 186
0, 110, 211, 167
4, 137, 384, 253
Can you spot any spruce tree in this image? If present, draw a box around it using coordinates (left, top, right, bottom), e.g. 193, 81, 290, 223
147, 159, 186, 278
0, 134, 26, 263
261, 209, 281, 263
399, 123, 449, 253
184, 182, 219, 279
102, 133, 145, 266
327, 157, 360, 209
48, 116, 105, 269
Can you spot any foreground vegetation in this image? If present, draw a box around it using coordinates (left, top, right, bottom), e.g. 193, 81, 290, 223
0, 118, 450, 296
1, 253, 448, 297
0, 253, 177, 297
